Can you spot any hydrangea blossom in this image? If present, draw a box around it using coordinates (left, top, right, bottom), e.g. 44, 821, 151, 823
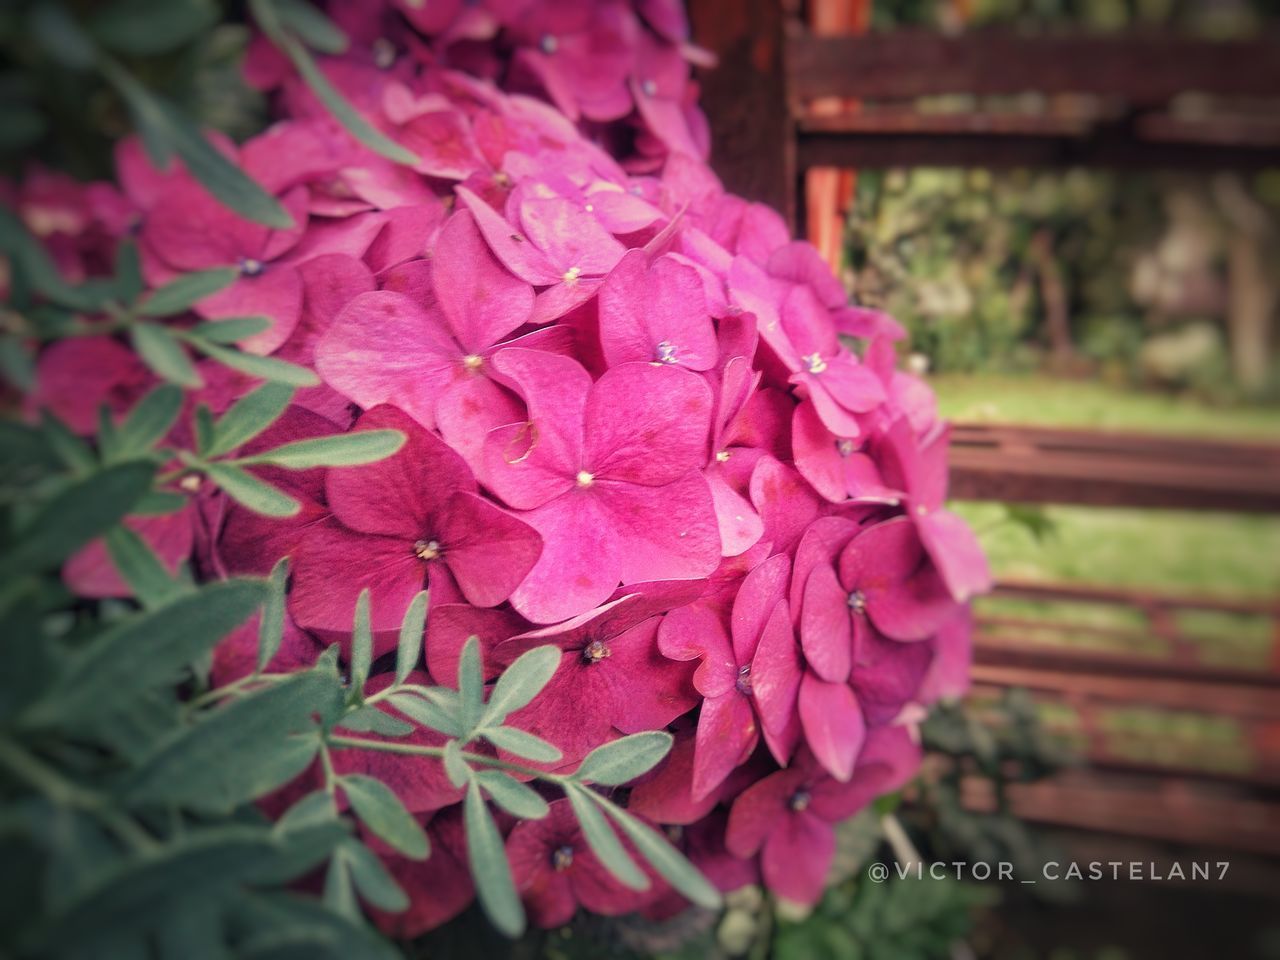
13, 0, 989, 934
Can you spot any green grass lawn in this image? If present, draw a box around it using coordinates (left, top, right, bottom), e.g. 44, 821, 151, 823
932, 374, 1280, 671
932, 373, 1280, 440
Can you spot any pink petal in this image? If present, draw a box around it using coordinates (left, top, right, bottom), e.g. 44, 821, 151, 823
748, 455, 822, 556
917, 509, 992, 603
799, 563, 853, 683
598, 250, 716, 369
289, 521, 426, 653
598, 472, 721, 585
761, 812, 835, 905
693, 691, 758, 800
584, 362, 712, 485
518, 195, 625, 275
798, 673, 865, 782
508, 492, 620, 624
750, 599, 801, 765
455, 185, 560, 285
325, 405, 475, 538
316, 290, 461, 429
724, 766, 803, 858
730, 552, 790, 665
656, 603, 736, 698
433, 210, 534, 353
196, 267, 303, 355
707, 468, 764, 558
438, 491, 542, 608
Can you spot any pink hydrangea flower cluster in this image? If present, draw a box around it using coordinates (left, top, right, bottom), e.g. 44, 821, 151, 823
17, 0, 990, 936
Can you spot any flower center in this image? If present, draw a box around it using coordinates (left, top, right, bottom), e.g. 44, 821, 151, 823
640, 78, 658, 97
583, 639, 610, 663
715, 450, 731, 463
847, 589, 867, 614
735, 664, 753, 695
803, 352, 828, 375
372, 37, 396, 69
576, 470, 595, 487
789, 789, 811, 812
414, 539, 441, 561
463, 354, 484, 372
494, 171, 512, 188
655, 340, 678, 364
540, 34, 559, 55
178, 474, 201, 493
238, 256, 264, 277
552, 844, 573, 870
836, 439, 855, 457
915, 504, 928, 516
562, 266, 582, 285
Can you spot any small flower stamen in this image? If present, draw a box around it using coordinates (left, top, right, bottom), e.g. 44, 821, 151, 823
576, 470, 595, 487
238, 256, 264, 277
563, 266, 582, 285
583, 639, 610, 663
736, 664, 753, 695
552, 845, 574, 870
655, 340, 678, 364
847, 589, 867, 614
463, 354, 484, 372
414, 539, 442, 561
803, 352, 828, 374
789, 789, 811, 812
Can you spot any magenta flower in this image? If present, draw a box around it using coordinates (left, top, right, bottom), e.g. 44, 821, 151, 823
876, 418, 993, 603
289, 404, 541, 651
457, 185, 627, 323
658, 554, 801, 799
478, 347, 720, 624
142, 169, 310, 355
597, 249, 717, 369
725, 728, 921, 904
315, 208, 540, 431
28, 337, 152, 435
507, 797, 660, 928
495, 583, 702, 762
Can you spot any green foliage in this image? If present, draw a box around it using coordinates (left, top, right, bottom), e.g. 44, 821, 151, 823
772, 876, 994, 960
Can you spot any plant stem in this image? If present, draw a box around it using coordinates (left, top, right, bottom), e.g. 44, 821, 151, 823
325, 733, 570, 785
0, 737, 157, 852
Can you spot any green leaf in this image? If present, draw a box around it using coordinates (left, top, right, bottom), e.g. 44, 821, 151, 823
24, 579, 266, 728
603, 804, 722, 910
340, 774, 430, 860
394, 591, 428, 685
257, 557, 289, 673
114, 385, 183, 460
0, 335, 35, 392
131, 322, 203, 388
0, 461, 154, 580
574, 730, 673, 787
442, 738, 469, 788
565, 785, 648, 891
202, 461, 300, 517
350, 588, 372, 694
188, 339, 319, 386
342, 839, 409, 912
251, 0, 417, 165
35, 826, 282, 953
194, 404, 216, 457
336, 705, 413, 738
105, 525, 186, 609
463, 779, 524, 937
231, 891, 401, 960
123, 674, 340, 812
482, 645, 560, 727
323, 851, 360, 922
102, 60, 293, 228
29, 3, 98, 70
190, 315, 273, 343
275, 791, 337, 834
37, 411, 95, 473
237, 429, 406, 470
474, 770, 549, 820
272, 0, 348, 53
90, 0, 219, 56
0, 208, 104, 311
386, 691, 460, 737
208, 382, 295, 458
456, 635, 484, 733
137, 268, 237, 317
481, 726, 562, 763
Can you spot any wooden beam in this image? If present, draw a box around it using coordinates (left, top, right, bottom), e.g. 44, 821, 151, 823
788, 27, 1280, 102
688, 0, 797, 225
